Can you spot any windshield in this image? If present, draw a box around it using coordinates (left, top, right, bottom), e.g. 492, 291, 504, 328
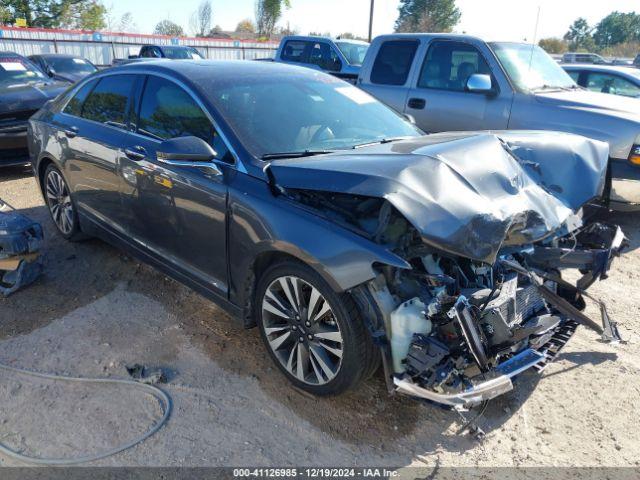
47, 57, 97, 76
490, 42, 576, 92
209, 73, 421, 158
335, 42, 369, 66
162, 47, 203, 59
0, 55, 47, 87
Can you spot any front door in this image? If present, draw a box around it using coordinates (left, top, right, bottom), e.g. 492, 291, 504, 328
118, 74, 232, 296
404, 40, 513, 133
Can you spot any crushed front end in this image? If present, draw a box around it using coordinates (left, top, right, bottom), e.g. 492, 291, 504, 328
269, 130, 626, 408
362, 215, 626, 409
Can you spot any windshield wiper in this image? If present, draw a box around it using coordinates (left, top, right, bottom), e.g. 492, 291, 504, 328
261, 150, 335, 160
351, 137, 407, 149
532, 84, 575, 93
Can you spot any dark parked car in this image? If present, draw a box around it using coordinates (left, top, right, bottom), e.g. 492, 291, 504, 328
138, 45, 203, 60
0, 52, 68, 167
113, 45, 203, 66
28, 53, 98, 83
28, 61, 624, 407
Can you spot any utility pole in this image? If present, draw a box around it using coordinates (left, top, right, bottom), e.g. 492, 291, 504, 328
368, 0, 374, 42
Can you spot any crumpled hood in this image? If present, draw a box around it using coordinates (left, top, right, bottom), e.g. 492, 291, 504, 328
535, 89, 640, 121
0, 81, 68, 116
269, 131, 609, 264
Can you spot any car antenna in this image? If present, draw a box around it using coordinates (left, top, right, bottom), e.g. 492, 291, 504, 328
528, 6, 541, 71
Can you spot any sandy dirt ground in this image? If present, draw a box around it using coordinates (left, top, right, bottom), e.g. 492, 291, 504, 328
0, 165, 639, 468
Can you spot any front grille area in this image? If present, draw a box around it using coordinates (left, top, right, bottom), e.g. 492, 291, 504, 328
515, 284, 547, 323
0, 110, 37, 126
494, 279, 552, 326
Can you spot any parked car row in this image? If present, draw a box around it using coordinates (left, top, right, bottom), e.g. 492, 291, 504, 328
26, 59, 626, 406
561, 51, 640, 68
0, 52, 69, 167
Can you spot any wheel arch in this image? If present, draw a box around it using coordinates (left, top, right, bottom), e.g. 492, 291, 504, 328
35, 153, 60, 195
239, 246, 344, 329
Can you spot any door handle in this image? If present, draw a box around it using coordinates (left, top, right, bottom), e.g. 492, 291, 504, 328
124, 146, 146, 161
64, 126, 78, 138
407, 97, 426, 110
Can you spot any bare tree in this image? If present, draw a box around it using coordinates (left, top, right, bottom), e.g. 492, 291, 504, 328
189, 0, 212, 37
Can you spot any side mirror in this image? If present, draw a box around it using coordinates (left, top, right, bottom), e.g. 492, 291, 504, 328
46, 66, 56, 77
156, 136, 220, 173
466, 74, 493, 94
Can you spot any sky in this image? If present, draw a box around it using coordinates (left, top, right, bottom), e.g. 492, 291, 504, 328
107, 0, 639, 42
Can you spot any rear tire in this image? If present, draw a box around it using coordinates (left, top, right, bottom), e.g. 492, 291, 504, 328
255, 260, 376, 396
43, 164, 87, 241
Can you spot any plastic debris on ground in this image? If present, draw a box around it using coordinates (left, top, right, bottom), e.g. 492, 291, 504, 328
0, 210, 44, 296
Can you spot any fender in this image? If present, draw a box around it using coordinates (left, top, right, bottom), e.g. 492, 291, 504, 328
226, 173, 410, 310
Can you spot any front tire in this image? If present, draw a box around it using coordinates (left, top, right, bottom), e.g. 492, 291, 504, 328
43, 164, 86, 241
255, 260, 376, 396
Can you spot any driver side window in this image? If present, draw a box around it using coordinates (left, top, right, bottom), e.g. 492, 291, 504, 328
418, 41, 490, 92
308, 42, 342, 72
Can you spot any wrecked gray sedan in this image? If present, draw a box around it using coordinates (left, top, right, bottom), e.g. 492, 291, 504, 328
28, 61, 625, 408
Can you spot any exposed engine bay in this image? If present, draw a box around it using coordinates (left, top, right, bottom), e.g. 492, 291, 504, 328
269, 131, 627, 408
289, 191, 626, 409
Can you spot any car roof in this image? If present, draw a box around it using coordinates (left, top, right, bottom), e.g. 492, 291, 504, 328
283, 35, 368, 45
148, 45, 196, 49
31, 53, 84, 59
0, 51, 26, 58
110, 59, 332, 86
374, 33, 486, 43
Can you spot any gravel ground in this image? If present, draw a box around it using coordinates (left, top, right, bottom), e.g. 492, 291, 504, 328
0, 166, 639, 468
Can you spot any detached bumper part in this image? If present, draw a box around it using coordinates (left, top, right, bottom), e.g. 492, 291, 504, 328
0, 211, 43, 296
394, 349, 546, 409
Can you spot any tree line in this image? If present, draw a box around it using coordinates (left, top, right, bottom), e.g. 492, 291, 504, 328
0, 0, 291, 39
540, 12, 640, 57
0, 0, 463, 40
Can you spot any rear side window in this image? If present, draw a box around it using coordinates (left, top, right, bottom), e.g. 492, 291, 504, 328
370, 40, 419, 85
63, 79, 98, 117
81, 75, 135, 126
281, 41, 307, 63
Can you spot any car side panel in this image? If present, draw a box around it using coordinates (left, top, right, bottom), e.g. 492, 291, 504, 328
226, 173, 410, 311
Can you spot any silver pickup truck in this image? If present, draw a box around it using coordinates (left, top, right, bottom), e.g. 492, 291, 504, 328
357, 34, 640, 210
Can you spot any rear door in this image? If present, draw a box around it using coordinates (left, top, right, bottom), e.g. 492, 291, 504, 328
360, 39, 420, 114
404, 39, 513, 132
118, 74, 233, 295
55, 73, 137, 229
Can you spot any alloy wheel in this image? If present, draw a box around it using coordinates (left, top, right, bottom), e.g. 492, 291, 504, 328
261, 275, 344, 385
45, 169, 74, 235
